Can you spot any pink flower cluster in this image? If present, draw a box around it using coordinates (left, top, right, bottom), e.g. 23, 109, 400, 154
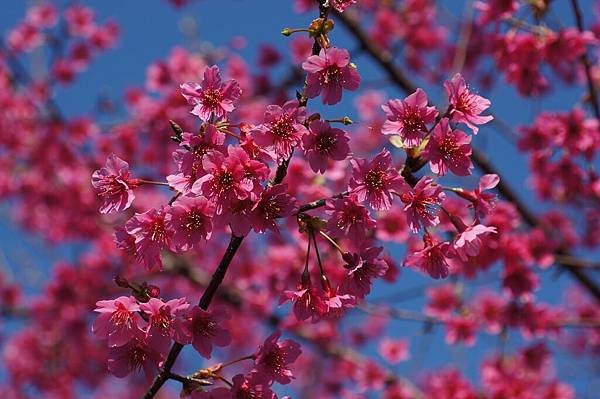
93, 294, 300, 391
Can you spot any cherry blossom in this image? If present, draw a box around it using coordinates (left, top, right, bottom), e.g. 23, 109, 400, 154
191, 147, 255, 214
302, 47, 360, 105
181, 65, 242, 121
1, 1, 598, 398
125, 207, 173, 270
166, 195, 215, 251
254, 330, 302, 385
444, 73, 493, 134
92, 296, 142, 347
180, 306, 232, 359
404, 233, 452, 279
340, 246, 388, 298
91, 153, 139, 214
381, 88, 438, 147
398, 176, 445, 232
325, 194, 376, 244
302, 120, 350, 173
422, 118, 473, 176
349, 149, 406, 211
253, 100, 308, 160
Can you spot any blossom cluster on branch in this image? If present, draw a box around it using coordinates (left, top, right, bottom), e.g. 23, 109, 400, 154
0, 0, 599, 398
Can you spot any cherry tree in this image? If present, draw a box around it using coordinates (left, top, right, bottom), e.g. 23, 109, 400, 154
0, 0, 599, 398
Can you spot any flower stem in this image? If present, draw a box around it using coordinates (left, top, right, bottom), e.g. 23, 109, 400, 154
310, 230, 331, 291
318, 230, 345, 256
138, 179, 171, 187
219, 354, 256, 369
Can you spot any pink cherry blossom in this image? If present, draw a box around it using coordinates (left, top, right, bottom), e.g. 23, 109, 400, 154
125, 206, 173, 270
249, 184, 297, 234
376, 208, 410, 243
139, 297, 189, 353
7, 23, 43, 52
191, 147, 255, 214
3, 2, 596, 397
453, 223, 497, 261
422, 118, 473, 176
398, 176, 445, 232
475, 0, 519, 24
302, 47, 360, 105
444, 73, 493, 134
302, 120, 350, 173
349, 149, 407, 211
381, 88, 438, 147
200, 374, 277, 399
214, 198, 255, 237
473, 291, 507, 334
326, 194, 376, 244
252, 100, 308, 160
425, 284, 460, 318
445, 315, 478, 346
331, 0, 358, 13
181, 306, 231, 359
64, 4, 96, 37
502, 262, 539, 299
167, 125, 226, 194
180, 65, 242, 121
26, 2, 58, 28
404, 233, 452, 279
340, 247, 388, 299
92, 296, 142, 347
91, 153, 139, 214
379, 338, 410, 364
254, 330, 301, 385
107, 335, 163, 381
456, 173, 499, 218
166, 195, 215, 252
280, 279, 329, 323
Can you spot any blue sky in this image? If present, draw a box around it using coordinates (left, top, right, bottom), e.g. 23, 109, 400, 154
1, 0, 599, 397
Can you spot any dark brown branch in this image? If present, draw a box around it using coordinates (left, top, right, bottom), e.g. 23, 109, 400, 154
361, 302, 600, 328
297, 191, 349, 213
143, 235, 245, 399
570, 0, 600, 120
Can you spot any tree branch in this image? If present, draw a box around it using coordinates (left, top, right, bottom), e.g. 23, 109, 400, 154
569, 0, 600, 120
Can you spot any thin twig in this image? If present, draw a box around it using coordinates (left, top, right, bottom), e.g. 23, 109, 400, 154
569, 0, 600, 120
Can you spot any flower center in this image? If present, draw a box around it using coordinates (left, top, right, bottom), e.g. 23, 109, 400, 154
149, 221, 167, 242
321, 66, 341, 85
259, 198, 282, 220
129, 344, 148, 372
365, 170, 386, 192
439, 136, 459, 159
315, 133, 337, 154
402, 109, 426, 133
152, 309, 172, 335
98, 176, 128, 196
192, 316, 217, 337
263, 349, 286, 374
217, 170, 234, 189
201, 88, 223, 109
457, 91, 474, 115
110, 305, 131, 326
185, 212, 205, 231
271, 115, 294, 139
